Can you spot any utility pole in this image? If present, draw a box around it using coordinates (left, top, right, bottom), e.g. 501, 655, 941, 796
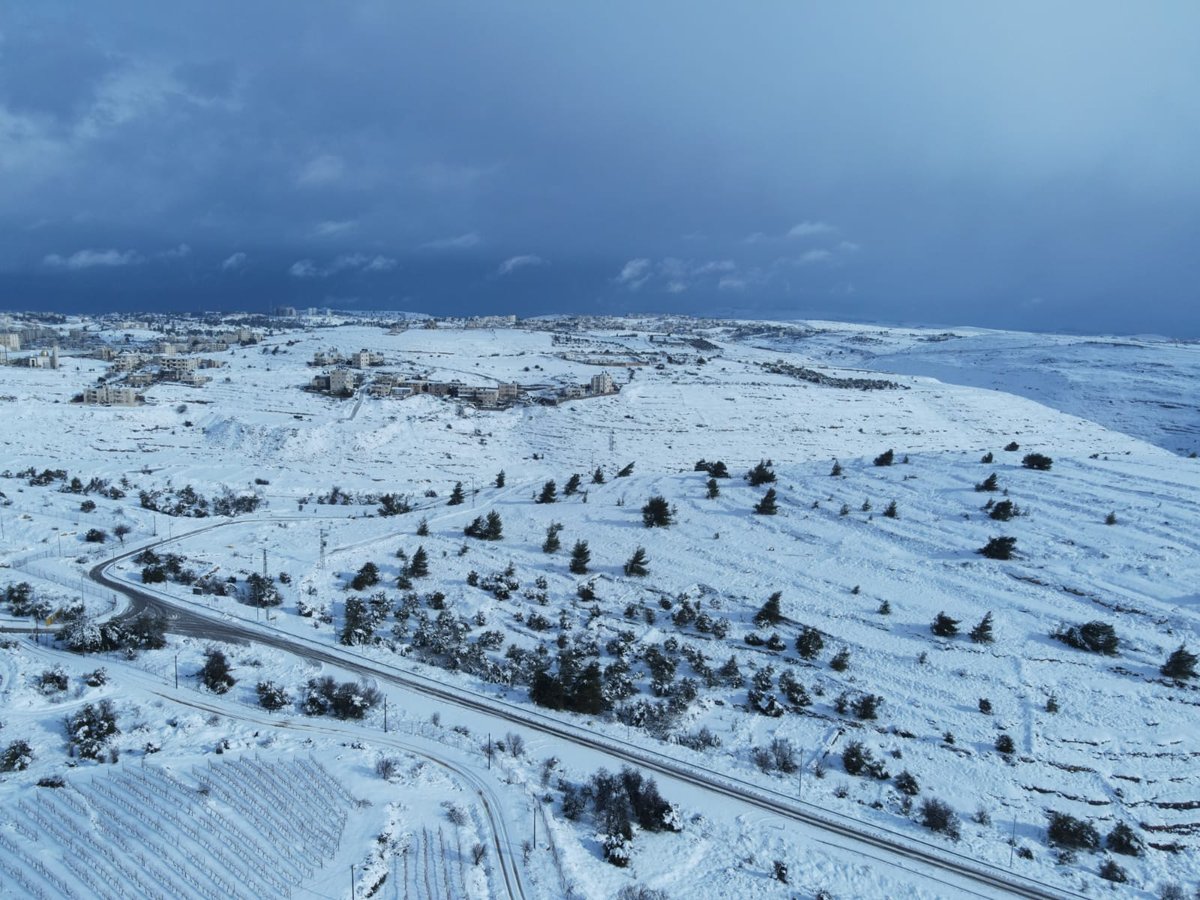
532, 803, 537, 847
174, 653, 179, 690
1009, 817, 1017, 867
262, 548, 267, 578
383, 697, 388, 733
350, 863, 355, 900
319, 527, 327, 570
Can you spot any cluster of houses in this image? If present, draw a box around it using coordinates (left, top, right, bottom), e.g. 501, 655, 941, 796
308, 365, 619, 409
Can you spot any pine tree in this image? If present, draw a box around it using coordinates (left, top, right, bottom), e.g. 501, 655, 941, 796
200, 648, 235, 694
409, 545, 429, 578
754, 487, 778, 515
1161, 644, 1198, 680
641, 495, 673, 527
883, 500, 898, 518
484, 510, 504, 540
350, 561, 380, 590
416, 517, 429, 536
592, 467, 606, 484
706, 477, 720, 499
448, 481, 465, 505
617, 462, 635, 478
746, 460, 776, 486
830, 459, 843, 477
623, 547, 649, 577
564, 473, 582, 495
709, 460, 729, 478
931, 612, 960, 637
494, 470, 506, 488
975, 472, 1000, 492
754, 591, 784, 628
569, 540, 591, 575
969, 611, 994, 644
537, 480, 558, 504
542, 522, 563, 554
873, 448, 895, 467
796, 625, 824, 660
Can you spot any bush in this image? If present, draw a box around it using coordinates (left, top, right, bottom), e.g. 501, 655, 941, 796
995, 734, 1015, 755
1053, 621, 1119, 655
256, 681, 290, 710
0, 739, 34, 772
1106, 821, 1144, 857
919, 798, 960, 840
894, 770, 919, 795
84, 528, 107, 543
1004, 441, 1020, 452
829, 647, 850, 671
989, 499, 1019, 521
1098, 859, 1128, 883
200, 648, 235, 694
1022, 453, 1053, 471
873, 449, 895, 467
66, 700, 119, 760
1046, 811, 1100, 850
975, 473, 999, 492
978, 536, 1017, 560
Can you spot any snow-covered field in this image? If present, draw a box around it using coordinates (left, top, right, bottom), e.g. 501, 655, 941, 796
2, 315, 1198, 899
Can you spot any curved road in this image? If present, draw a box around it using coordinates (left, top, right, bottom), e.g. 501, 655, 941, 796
83, 530, 1087, 900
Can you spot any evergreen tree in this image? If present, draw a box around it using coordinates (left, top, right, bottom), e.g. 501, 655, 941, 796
883, 499, 898, 518
709, 460, 729, 478
409, 545, 429, 578
830, 459, 843, 477
746, 460, 776, 486
641, 495, 673, 527
617, 462, 635, 478
623, 547, 650, 577
484, 510, 504, 540
706, 477, 720, 499
416, 517, 429, 536
975, 472, 1000, 492
564, 473, 582, 495
873, 448, 895, 466
542, 522, 563, 554
980, 451, 994, 463
350, 561, 380, 590
569, 540, 591, 575
969, 611, 995, 644
931, 612, 960, 637
978, 536, 1017, 560
464, 515, 486, 538
200, 648, 235, 694
754, 591, 784, 628
795, 625, 824, 659
494, 469, 506, 488
1161, 644, 1198, 680
537, 480, 558, 504
592, 467, 606, 484
448, 481, 465, 505
340, 596, 374, 645
754, 487, 778, 515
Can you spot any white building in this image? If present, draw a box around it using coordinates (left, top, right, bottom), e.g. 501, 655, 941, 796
83, 384, 137, 406
590, 372, 615, 395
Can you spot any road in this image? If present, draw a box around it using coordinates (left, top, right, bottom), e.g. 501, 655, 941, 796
82, 529, 1086, 900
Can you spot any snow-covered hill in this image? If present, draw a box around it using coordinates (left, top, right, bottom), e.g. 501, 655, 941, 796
1, 315, 1197, 899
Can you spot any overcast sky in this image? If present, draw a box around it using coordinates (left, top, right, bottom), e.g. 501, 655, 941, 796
2, 2, 1198, 334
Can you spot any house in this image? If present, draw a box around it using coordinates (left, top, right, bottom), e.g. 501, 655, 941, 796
589, 372, 615, 395
329, 368, 355, 395
83, 384, 138, 406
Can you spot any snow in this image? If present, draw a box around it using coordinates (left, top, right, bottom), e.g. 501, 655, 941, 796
2, 315, 1198, 899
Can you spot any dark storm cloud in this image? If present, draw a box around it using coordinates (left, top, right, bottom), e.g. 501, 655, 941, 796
1, 1, 1198, 334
